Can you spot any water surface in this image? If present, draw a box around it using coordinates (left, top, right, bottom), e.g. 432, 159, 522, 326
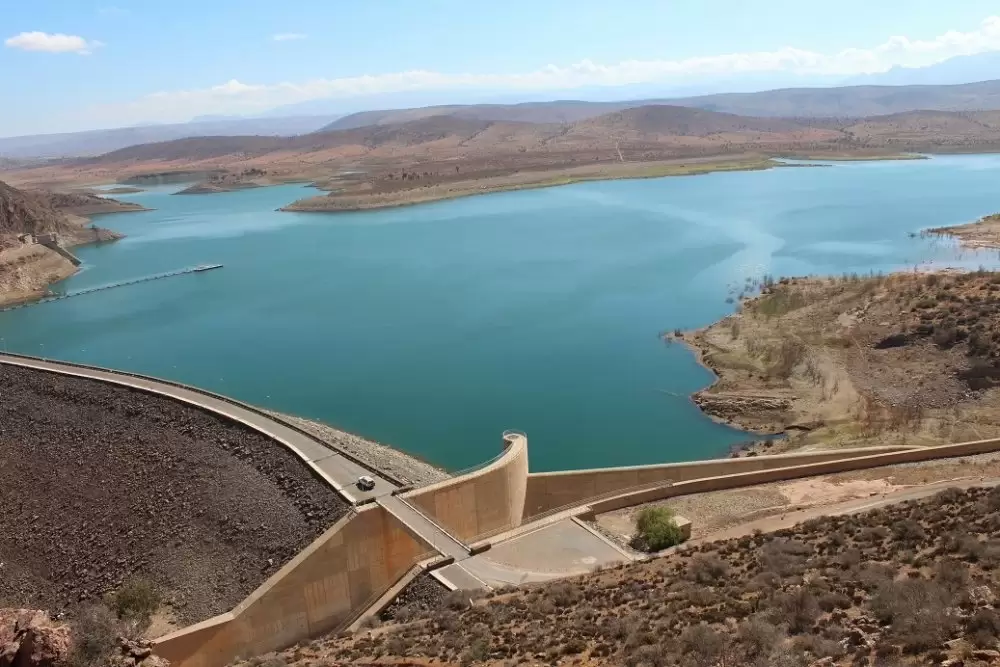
2, 156, 999, 471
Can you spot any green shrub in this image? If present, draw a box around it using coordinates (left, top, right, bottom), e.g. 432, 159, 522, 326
107, 578, 161, 631
633, 507, 686, 552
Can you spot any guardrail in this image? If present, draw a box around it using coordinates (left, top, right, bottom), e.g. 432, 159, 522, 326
0, 352, 406, 487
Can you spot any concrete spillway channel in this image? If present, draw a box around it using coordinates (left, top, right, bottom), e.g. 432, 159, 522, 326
0, 264, 224, 312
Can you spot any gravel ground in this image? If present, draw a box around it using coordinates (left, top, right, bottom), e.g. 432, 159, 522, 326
272, 412, 450, 487
378, 572, 449, 622
0, 364, 349, 624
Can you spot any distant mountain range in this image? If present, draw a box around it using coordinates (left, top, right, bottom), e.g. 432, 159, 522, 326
6, 65, 1000, 160
845, 52, 1000, 87
317, 79, 1000, 131
79, 104, 1000, 169
0, 116, 338, 160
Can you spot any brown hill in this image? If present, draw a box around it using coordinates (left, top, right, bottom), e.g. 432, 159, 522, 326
0, 180, 70, 245
570, 104, 821, 136
320, 100, 642, 132
0, 180, 136, 305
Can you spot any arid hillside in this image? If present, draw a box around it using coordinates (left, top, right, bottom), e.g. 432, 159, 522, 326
254, 484, 1000, 667
684, 268, 1000, 455
0, 180, 140, 305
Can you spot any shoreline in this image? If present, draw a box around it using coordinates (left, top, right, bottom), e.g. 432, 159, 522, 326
0, 197, 151, 308
675, 227, 1000, 456
279, 156, 821, 214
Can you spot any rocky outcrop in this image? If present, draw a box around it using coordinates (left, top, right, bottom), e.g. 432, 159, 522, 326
0, 180, 133, 305
0, 610, 71, 667
0, 182, 67, 248
0, 610, 168, 667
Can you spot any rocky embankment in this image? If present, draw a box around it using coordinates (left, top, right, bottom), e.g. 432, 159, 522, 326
0, 364, 349, 624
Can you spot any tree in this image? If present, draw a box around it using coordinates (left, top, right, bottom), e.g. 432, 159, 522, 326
633, 506, 685, 551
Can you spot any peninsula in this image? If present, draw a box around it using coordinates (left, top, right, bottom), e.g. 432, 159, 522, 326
683, 212, 1000, 454
0, 181, 147, 306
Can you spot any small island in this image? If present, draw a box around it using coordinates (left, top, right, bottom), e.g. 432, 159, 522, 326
174, 168, 268, 195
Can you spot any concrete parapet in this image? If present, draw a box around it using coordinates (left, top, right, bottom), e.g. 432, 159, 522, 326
523, 445, 919, 519
402, 432, 529, 542
154, 505, 432, 667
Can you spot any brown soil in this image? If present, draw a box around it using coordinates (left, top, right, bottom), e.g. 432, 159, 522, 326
0, 363, 349, 625
260, 484, 1000, 666
683, 270, 1000, 452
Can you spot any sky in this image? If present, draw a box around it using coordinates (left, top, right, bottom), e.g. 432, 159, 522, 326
3, 0, 1000, 137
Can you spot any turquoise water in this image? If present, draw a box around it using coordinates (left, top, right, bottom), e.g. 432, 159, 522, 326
3, 155, 1000, 472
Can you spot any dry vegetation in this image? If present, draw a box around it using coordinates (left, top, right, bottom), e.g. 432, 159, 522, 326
255, 485, 1000, 666
685, 268, 1000, 452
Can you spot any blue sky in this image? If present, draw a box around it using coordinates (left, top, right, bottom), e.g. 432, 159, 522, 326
3, 0, 1000, 136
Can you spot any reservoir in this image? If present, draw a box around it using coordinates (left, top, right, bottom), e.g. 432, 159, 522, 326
2, 155, 999, 471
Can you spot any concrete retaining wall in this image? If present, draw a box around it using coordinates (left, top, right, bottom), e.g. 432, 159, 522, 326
403, 432, 529, 542
580, 437, 1000, 516
154, 505, 432, 667
524, 445, 919, 519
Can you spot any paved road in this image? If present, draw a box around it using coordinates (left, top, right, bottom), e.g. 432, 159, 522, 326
434, 518, 632, 589
0, 354, 400, 502
377, 495, 470, 560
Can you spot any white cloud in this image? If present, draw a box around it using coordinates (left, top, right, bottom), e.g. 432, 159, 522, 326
4, 31, 102, 55
272, 33, 307, 42
84, 15, 1000, 125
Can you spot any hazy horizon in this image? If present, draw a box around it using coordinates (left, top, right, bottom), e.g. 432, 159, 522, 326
4, 1, 1000, 137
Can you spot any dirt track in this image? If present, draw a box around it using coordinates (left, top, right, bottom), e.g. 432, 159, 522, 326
0, 363, 349, 624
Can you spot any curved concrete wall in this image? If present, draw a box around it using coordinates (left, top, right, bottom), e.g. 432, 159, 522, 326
582, 437, 1000, 516
154, 505, 432, 667
403, 432, 529, 542
524, 445, 919, 519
